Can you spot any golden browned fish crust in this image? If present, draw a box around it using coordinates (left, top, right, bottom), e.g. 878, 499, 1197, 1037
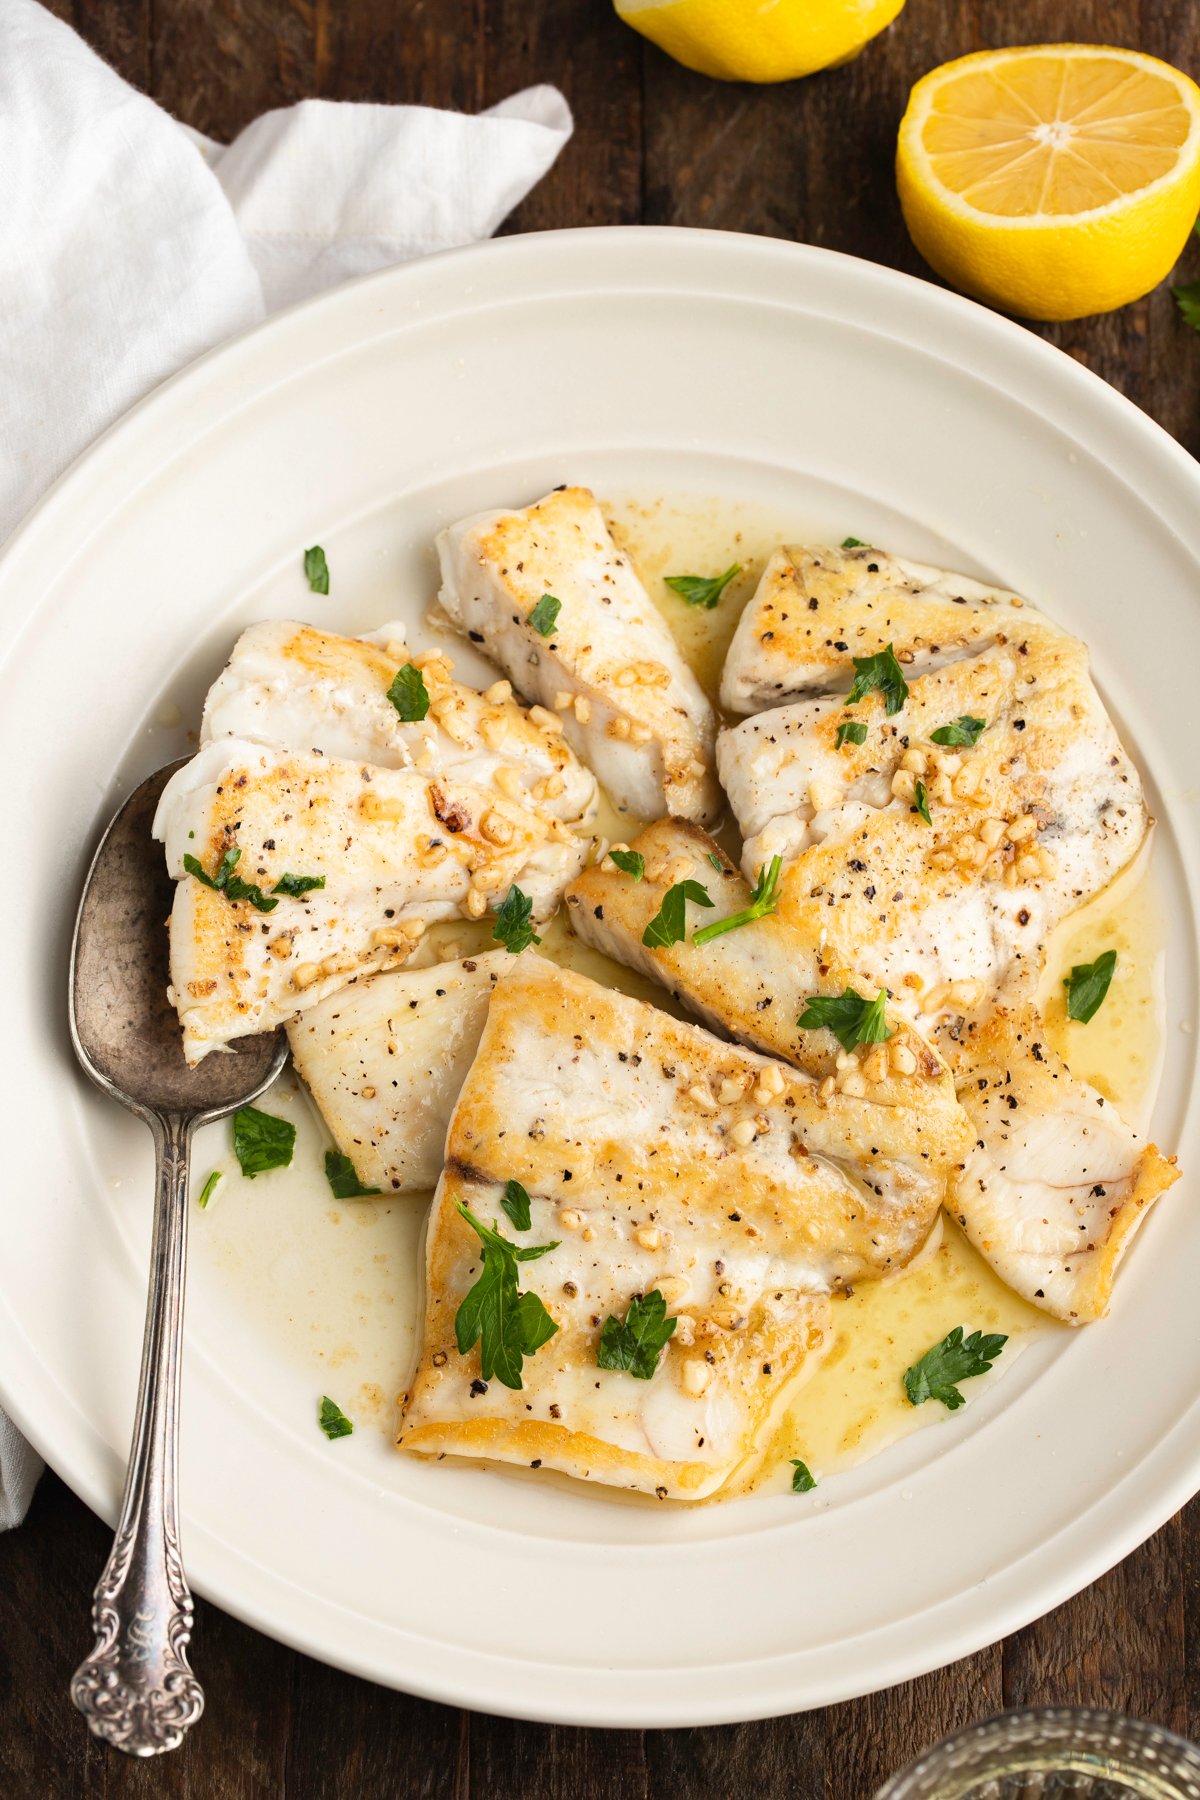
399, 956, 949, 1499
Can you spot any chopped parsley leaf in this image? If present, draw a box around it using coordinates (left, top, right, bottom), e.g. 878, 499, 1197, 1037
836, 719, 867, 750
453, 1202, 559, 1390
528, 593, 562, 636
790, 1459, 817, 1492
1173, 231, 1200, 330
692, 855, 783, 945
845, 640, 910, 709
318, 1395, 353, 1439
183, 847, 278, 913
1176, 280, 1200, 332
303, 545, 330, 595
930, 714, 986, 748
388, 663, 430, 722
797, 986, 893, 1053
501, 1178, 532, 1232
196, 1170, 221, 1211
664, 563, 742, 609
641, 878, 713, 950
1063, 949, 1117, 1024
904, 1326, 1007, 1411
609, 849, 645, 881
597, 1289, 676, 1381
324, 1149, 381, 1199
492, 884, 541, 954
913, 778, 931, 824
232, 1105, 296, 1178
706, 851, 724, 872
846, 643, 908, 715
272, 872, 325, 897
841, 536, 868, 549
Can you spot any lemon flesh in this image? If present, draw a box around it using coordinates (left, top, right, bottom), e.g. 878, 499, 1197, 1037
615, 0, 905, 84
897, 44, 1200, 321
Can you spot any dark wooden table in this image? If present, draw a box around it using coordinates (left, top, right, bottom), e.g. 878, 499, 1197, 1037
6, 3, 1199, 1795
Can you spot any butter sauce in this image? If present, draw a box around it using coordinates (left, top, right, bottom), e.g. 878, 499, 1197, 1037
197, 493, 1164, 1502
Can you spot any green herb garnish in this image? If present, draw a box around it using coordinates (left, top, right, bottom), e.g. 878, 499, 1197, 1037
913, 779, 931, 824
846, 643, 908, 715
197, 1171, 221, 1211
183, 847, 278, 914
641, 879, 713, 950
1173, 226, 1200, 330
318, 1396, 353, 1439
609, 849, 645, 881
930, 714, 986, 747
841, 536, 868, 549
597, 1289, 677, 1381
706, 851, 724, 872
904, 1326, 1007, 1411
304, 545, 330, 595
790, 1459, 817, 1492
664, 563, 742, 609
500, 1178, 532, 1232
324, 1149, 381, 1199
1063, 950, 1117, 1024
272, 872, 325, 897
388, 663, 430, 722
492, 884, 542, 954
453, 1203, 559, 1390
528, 593, 562, 636
692, 855, 782, 946
797, 986, 893, 1054
232, 1105, 296, 1178
836, 719, 868, 750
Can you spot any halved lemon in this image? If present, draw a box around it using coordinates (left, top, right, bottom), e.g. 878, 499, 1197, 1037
897, 44, 1200, 320
614, 0, 905, 85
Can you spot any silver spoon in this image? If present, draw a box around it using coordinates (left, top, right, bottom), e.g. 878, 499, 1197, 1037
67, 761, 287, 1756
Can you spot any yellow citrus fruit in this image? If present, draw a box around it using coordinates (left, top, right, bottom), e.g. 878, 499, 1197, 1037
614, 0, 906, 84
897, 44, 1200, 321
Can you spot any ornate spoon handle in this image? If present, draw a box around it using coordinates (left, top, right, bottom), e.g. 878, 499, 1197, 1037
71, 1111, 205, 1756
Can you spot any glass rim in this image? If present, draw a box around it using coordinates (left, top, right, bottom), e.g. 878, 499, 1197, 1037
874, 1706, 1200, 1800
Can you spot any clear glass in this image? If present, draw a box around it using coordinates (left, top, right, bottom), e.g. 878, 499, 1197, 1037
874, 1710, 1200, 1800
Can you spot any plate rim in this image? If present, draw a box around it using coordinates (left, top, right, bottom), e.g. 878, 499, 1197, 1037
3, 225, 1199, 1727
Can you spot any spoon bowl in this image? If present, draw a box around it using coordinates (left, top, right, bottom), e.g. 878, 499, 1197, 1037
67, 761, 287, 1756
70, 758, 284, 1117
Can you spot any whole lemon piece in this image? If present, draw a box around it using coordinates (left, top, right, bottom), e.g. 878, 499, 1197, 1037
896, 44, 1200, 320
614, 0, 906, 84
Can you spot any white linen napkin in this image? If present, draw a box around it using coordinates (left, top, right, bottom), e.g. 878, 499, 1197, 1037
0, 0, 572, 1525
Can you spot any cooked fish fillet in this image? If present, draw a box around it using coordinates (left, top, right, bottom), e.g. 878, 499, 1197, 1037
564, 817, 969, 1161
719, 629, 1147, 1019
399, 956, 946, 1498
720, 542, 1026, 715
945, 995, 1178, 1321
201, 620, 597, 829
154, 740, 587, 1062
288, 952, 509, 1195
435, 485, 722, 824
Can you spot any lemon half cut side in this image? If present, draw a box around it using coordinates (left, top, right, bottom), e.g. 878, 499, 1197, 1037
897, 44, 1200, 321
615, 0, 906, 85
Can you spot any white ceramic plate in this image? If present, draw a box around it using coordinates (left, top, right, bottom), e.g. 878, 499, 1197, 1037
2, 229, 1198, 1728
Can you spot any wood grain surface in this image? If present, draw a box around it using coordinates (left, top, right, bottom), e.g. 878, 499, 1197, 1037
7, 3, 1200, 1794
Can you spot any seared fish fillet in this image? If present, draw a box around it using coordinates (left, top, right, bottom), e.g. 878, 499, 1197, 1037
436, 485, 722, 824
201, 620, 597, 830
154, 740, 588, 1062
718, 554, 1173, 1321
946, 996, 1178, 1322
565, 817, 969, 1165
288, 952, 509, 1194
720, 542, 1026, 715
399, 956, 945, 1499
719, 630, 1146, 1017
